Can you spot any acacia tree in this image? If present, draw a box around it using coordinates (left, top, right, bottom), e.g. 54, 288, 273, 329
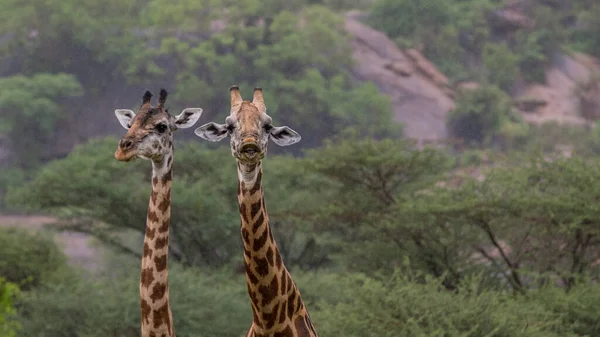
402, 152, 600, 291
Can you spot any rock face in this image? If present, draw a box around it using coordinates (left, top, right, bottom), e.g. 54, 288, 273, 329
3, 8, 600, 165
344, 9, 600, 139
344, 12, 455, 141
514, 52, 600, 127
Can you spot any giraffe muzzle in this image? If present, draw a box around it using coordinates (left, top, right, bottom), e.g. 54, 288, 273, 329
115, 138, 137, 161
239, 143, 261, 160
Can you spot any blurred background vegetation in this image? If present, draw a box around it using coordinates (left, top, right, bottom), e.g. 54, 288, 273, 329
1, 0, 600, 336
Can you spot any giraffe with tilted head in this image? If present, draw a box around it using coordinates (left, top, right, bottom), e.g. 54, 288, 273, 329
113, 89, 203, 337
194, 86, 318, 337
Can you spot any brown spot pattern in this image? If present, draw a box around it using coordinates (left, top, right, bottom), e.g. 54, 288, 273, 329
246, 263, 259, 284
148, 210, 160, 223
249, 171, 262, 195
158, 218, 170, 233
266, 247, 274, 266
141, 267, 155, 288
240, 203, 249, 223
249, 287, 260, 308
154, 254, 167, 272
294, 316, 311, 337
143, 242, 153, 257
161, 170, 172, 185
151, 190, 158, 205
255, 256, 269, 277
157, 194, 170, 213
237, 167, 318, 337
153, 303, 171, 329
141, 298, 151, 324
278, 301, 287, 323
253, 213, 265, 234
287, 291, 297, 318
146, 227, 156, 239
250, 200, 262, 219
150, 282, 167, 302
258, 275, 279, 307
155, 236, 168, 249
242, 227, 251, 245
262, 309, 278, 330
253, 227, 268, 251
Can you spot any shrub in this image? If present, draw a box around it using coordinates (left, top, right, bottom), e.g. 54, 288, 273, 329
447, 85, 512, 146
308, 272, 579, 337
16, 263, 250, 337
0, 227, 67, 289
0, 278, 21, 337
482, 42, 519, 91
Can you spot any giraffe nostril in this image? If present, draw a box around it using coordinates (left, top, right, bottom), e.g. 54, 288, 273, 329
120, 138, 134, 150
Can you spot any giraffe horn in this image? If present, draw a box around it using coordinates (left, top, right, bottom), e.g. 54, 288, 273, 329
158, 88, 168, 109
230, 85, 243, 115
142, 90, 153, 106
252, 87, 266, 113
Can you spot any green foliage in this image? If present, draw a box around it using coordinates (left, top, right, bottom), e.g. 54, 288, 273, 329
17, 263, 250, 337
0, 0, 147, 77
403, 153, 600, 291
7, 137, 332, 269
571, 4, 600, 57
0, 278, 21, 337
0, 227, 67, 289
367, 0, 600, 89
0, 168, 26, 210
309, 272, 587, 337
514, 30, 548, 83
6, 138, 240, 267
306, 136, 453, 274
139, 3, 395, 149
482, 42, 519, 91
369, 0, 452, 41
0, 73, 83, 167
447, 85, 513, 145
0, 0, 396, 166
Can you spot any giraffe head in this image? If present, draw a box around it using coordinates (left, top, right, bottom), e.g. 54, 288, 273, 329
193, 85, 301, 166
114, 89, 203, 162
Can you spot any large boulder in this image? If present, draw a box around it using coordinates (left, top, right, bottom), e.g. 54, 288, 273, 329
344, 11, 455, 141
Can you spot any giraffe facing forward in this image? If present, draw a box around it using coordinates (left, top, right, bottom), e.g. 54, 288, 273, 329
194, 86, 318, 337
114, 89, 203, 337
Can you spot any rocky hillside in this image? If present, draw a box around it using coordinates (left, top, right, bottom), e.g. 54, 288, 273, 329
344, 5, 600, 141
1, 0, 600, 165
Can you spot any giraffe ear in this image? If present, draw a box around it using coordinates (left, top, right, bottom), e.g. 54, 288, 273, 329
115, 109, 136, 129
269, 126, 301, 146
174, 108, 203, 129
194, 122, 229, 142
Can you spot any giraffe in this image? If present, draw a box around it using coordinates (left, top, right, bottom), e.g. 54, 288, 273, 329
113, 89, 203, 337
194, 85, 318, 337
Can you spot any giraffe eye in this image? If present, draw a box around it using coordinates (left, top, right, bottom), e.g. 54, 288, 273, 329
264, 124, 273, 132
155, 124, 167, 133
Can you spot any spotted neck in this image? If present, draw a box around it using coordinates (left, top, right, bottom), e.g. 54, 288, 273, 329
140, 153, 175, 337
237, 162, 318, 337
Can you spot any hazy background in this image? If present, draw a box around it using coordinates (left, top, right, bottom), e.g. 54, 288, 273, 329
1, 0, 600, 336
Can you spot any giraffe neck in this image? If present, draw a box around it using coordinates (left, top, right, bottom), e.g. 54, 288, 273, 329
140, 154, 175, 337
237, 161, 318, 337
